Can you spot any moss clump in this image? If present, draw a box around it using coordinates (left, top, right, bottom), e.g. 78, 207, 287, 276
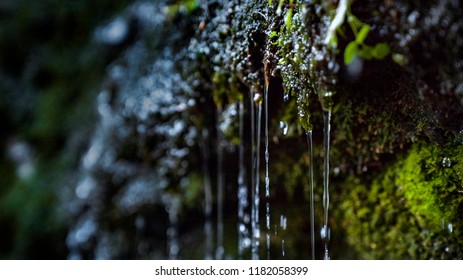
340, 142, 463, 259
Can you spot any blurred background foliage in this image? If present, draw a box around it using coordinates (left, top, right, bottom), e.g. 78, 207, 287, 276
0, 0, 131, 259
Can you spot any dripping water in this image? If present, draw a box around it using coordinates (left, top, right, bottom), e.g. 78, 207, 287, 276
280, 121, 288, 135
282, 239, 285, 257
264, 65, 271, 259
322, 110, 331, 260
306, 130, 315, 260
200, 129, 213, 259
266, 202, 270, 259
251, 92, 262, 260
283, 92, 289, 102
216, 110, 224, 259
250, 90, 256, 259
280, 214, 287, 257
237, 99, 250, 258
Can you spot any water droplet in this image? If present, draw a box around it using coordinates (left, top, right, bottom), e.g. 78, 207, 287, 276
280, 121, 289, 135
442, 157, 451, 168
323, 91, 334, 98
346, 56, 363, 80
253, 93, 262, 104
307, 130, 315, 260
320, 225, 330, 242
266, 204, 270, 229
323, 244, 330, 260
283, 92, 289, 101
280, 215, 287, 230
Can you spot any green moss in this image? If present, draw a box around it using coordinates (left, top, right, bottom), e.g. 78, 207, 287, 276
340, 142, 463, 259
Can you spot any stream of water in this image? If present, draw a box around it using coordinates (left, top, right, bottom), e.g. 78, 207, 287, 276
237, 99, 250, 258
264, 66, 271, 260
306, 130, 315, 260
322, 110, 332, 260
251, 92, 263, 260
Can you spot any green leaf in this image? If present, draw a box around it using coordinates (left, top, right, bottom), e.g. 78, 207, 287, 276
372, 43, 391, 60
269, 31, 278, 39
285, 8, 293, 29
347, 14, 362, 33
358, 45, 373, 60
356, 24, 370, 44
276, 0, 284, 15
344, 41, 358, 64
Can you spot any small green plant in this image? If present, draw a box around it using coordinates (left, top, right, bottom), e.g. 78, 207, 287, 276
324, 0, 390, 65
343, 14, 390, 64
274, 0, 294, 28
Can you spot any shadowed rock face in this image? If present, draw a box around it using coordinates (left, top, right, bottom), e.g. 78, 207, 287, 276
1, 0, 462, 259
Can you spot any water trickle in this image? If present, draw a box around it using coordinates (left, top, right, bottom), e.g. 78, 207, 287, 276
266, 202, 270, 259
306, 130, 315, 260
237, 99, 250, 258
266, 203, 271, 229
264, 65, 271, 259
282, 239, 285, 257
280, 215, 287, 257
251, 91, 262, 260
322, 110, 332, 260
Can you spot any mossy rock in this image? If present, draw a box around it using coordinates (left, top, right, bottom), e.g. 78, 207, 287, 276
339, 142, 463, 259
